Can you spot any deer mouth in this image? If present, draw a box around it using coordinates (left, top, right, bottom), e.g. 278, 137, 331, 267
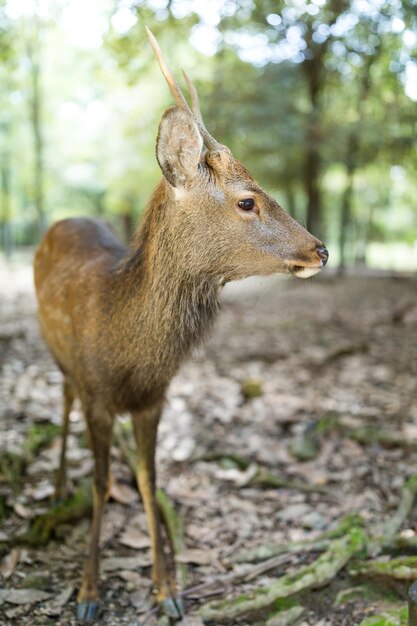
288, 263, 323, 279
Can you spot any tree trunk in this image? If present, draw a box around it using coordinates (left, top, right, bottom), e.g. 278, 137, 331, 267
338, 49, 379, 271
303, 45, 324, 240
355, 205, 374, 265
339, 170, 354, 272
1, 160, 13, 258
302, 0, 349, 241
339, 132, 359, 271
305, 141, 321, 237
26, 20, 46, 241
285, 183, 296, 219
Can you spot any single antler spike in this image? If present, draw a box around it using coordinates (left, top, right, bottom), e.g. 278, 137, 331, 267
146, 27, 220, 151
145, 26, 190, 112
182, 69, 203, 124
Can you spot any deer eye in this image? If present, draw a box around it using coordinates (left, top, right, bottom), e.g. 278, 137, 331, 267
238, 198, 255, 211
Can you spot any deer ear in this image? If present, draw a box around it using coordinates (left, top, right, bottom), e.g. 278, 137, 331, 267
156, 106, 203, 188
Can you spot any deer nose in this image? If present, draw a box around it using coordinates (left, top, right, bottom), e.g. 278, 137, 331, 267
316, 245, 329, 266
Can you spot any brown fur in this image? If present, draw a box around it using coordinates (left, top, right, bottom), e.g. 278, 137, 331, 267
34, 68, 326, 618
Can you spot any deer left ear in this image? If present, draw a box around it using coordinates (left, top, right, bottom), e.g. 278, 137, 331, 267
156, 106, 203, 188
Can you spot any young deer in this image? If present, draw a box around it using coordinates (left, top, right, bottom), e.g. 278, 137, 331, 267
34, 28, 328, 622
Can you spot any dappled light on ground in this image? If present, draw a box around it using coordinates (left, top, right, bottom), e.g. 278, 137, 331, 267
1, 271, 417, 625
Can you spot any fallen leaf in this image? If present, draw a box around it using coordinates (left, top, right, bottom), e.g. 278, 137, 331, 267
214, 463, 258, 487
13, 502, 33, 519
0, 589, 52, 605
101, 555, 152, 572
68, 457, 94, 480
171, 436, 196, 462
176, 549, 218, 565
110, 481, 138, 505
178, 617, 205, 626
51, 585, 74, 608
31, 480, 55, 501
4, 606, 26, 620
0, 549, 20, 579
277, 503, 311, 522
119, 527, 151, 550
42, 585, 75, 616
117, 570, 143, 584
129, 589, 153, 612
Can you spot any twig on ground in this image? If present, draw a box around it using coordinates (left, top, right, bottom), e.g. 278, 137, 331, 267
350, 556, 417, 582
233, 513, 364, 564
368, 475, 417, 556
116, 416, 417, 625
357, 605, 407, 625
246, 467, 330, 494
199, 529, 366, 623
196, 451, 329, 494
181, 553, 294, 600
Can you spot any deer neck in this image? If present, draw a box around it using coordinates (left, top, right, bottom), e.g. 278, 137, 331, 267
113, 184, 221, 382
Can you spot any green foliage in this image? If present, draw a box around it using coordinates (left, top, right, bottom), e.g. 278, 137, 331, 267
200, 529, 367, 621
23, 423, 61, 459
358, 606, 408, 626
0, 451, 25, 488
0, 0, 416, 267
24, 480, 92, 546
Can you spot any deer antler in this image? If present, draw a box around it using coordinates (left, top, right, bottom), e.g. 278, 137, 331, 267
182, 69, 203, 124
145, 26, 220, 151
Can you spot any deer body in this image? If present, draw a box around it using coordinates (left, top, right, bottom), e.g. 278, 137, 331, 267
35, 193, 221, 412
34, 30, 328, 622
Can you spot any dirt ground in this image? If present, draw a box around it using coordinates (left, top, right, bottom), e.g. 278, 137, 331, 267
1, 261, 417, 626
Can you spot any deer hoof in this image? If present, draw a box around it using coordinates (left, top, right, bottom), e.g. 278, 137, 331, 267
76, 600, 100, 622
160, 596, 184, 619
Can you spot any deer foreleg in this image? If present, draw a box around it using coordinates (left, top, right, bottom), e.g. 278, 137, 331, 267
77, 403, 113, 622
133, 403, 182, 618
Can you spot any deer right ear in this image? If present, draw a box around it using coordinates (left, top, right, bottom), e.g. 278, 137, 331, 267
156, 106, 203, 188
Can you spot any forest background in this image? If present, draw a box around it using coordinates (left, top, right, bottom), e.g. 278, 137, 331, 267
0, 0, 416, 272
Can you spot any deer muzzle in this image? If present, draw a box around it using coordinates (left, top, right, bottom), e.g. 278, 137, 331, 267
288, 244, 329, 279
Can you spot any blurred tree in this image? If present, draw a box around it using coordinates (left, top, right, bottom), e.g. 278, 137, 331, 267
0, 0, 14, 256
189, 0, 416, 249
0, 0, 415, 271
25, 9, 46, 239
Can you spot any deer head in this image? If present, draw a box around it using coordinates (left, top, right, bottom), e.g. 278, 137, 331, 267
146, 28, 328, 283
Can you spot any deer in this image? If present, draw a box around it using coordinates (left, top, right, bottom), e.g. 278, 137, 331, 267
34, 28, 328, 622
